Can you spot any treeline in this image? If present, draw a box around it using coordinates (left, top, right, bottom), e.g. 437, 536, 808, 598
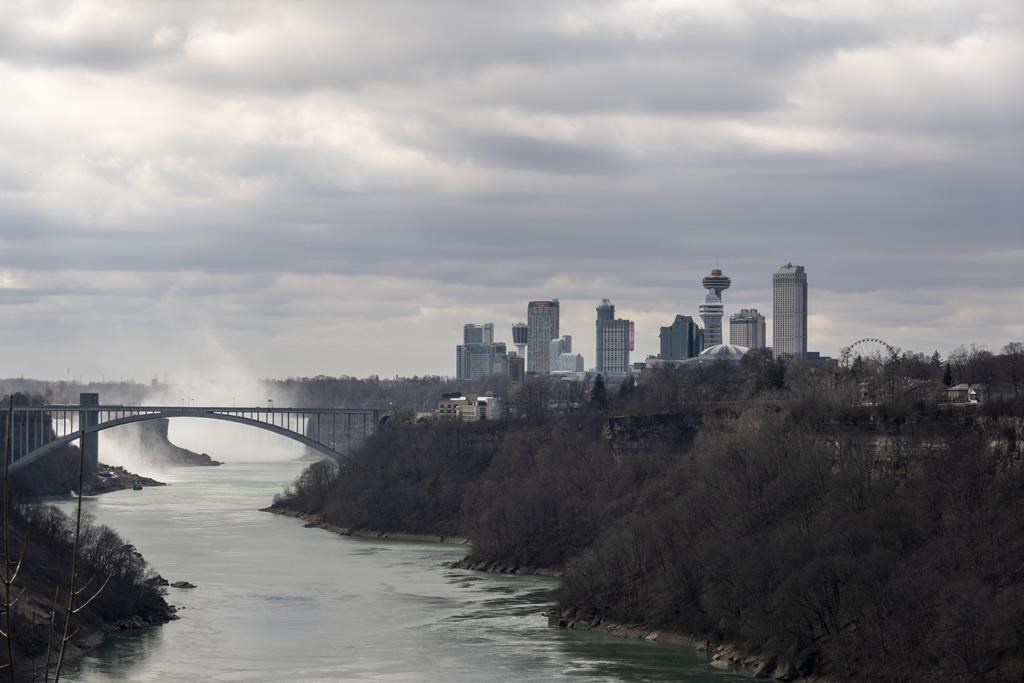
0, 502, 174, 675
274, 346, 1024, 681
268, 374, 509, 411
0, 393, 174, 676
559, 408, 1023, 681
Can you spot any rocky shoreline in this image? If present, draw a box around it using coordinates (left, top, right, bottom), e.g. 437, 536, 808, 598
50, 605, 178, 674
261, 507, 472, 545
449, 556, 563, 577
91, 463, 167, 494
264, 507, 568, 577
545, 606, 836, 682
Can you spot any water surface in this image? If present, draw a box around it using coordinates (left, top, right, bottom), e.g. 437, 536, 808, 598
62, 458, 746, 682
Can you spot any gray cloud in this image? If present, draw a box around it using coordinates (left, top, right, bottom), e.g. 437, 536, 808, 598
0, 0, 1021, 380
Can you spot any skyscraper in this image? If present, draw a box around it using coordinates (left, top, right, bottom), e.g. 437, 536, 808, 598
773, 263, 808, 359
457, 322, 505, 379
507, 352, 525, 384
729, 308, 766, 349
659, 314, 704, 360
527, 300, 560, 374
456, 342, 509, 381
699, 268, 731, 349
595, 299, 632, 373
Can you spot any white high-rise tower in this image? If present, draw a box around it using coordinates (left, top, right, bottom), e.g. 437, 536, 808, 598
527, 300, 559, 374
772, 263, 808, 359
698, 268, 731, 349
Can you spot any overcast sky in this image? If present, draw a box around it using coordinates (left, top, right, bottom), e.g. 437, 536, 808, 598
1, 0, 1021, 383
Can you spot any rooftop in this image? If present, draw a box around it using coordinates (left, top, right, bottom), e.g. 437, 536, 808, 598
775, 262, 805, 274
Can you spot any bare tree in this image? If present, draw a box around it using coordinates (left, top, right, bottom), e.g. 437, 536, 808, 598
0, 398, 18, 681
1003, 342, 1023, 397
52, 431, 110, 683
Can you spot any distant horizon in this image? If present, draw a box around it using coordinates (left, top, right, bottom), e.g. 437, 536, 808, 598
0, 326, 1014, 389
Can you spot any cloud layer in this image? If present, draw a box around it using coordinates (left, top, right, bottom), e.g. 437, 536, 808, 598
1, 0, 1021, 380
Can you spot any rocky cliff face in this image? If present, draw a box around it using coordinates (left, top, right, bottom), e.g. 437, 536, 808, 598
603, 410, 1024, 473
113, 418, 222, 467
601, 412, 702, 460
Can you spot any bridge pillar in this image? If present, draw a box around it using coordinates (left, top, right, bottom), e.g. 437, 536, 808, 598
79, 393, 99, 479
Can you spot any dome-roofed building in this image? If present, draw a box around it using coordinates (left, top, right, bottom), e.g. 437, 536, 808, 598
683, 343, 750, 365
645, 343, 750, 370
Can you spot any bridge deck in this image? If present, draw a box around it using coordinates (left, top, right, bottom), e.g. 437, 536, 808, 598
3, 405, 385, 473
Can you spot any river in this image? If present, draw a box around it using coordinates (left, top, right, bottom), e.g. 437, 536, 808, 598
58, 429, 747, 682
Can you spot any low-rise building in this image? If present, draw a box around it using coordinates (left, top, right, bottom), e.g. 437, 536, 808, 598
946, 383, 987, 404
436, 393, 504, 421
554, 352, 585, 372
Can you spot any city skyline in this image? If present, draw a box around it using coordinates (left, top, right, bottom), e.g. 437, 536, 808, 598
459, 261, 797, 379
0, 2, 1020, 381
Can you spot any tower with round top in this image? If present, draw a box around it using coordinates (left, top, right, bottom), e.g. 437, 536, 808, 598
699, 268, 731, 349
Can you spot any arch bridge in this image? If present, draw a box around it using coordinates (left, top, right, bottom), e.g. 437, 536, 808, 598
4, 404, 385, 475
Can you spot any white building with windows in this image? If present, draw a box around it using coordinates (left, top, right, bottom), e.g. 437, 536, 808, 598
527, 300, 560, 374
773, 263, 808, 359
596, 299, 632, 374
730, 308, 766, 349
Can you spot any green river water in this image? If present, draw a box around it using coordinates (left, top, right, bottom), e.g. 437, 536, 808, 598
57, 424, 748, 682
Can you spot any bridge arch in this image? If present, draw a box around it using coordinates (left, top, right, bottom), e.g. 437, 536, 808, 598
9, 409, 368, 475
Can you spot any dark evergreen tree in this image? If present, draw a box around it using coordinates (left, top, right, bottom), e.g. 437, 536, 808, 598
943, 362, 953, 386
617, 376, 635, 402
590, 374, 608, 410
764, 357, 787, 390
850, 356, 866, 381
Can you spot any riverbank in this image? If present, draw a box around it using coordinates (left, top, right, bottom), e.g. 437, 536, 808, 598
34, 602, 177, 677
264, 506, 564, 575
265, 506, 756, 678
266, 503, 766, 678
261, 506, 472, 545
9, 503, 176, 677
66, 459, 737, 682
545, 608, 834, 682
450, 555, 562, 577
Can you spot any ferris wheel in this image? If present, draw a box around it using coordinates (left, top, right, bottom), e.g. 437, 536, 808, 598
840, 338, 896, 367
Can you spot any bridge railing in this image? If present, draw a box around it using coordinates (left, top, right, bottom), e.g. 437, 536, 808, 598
3, 405, 383, 467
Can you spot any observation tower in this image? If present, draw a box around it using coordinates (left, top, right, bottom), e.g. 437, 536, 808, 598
512, 322, 528, 360
698, 268, 731, 349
